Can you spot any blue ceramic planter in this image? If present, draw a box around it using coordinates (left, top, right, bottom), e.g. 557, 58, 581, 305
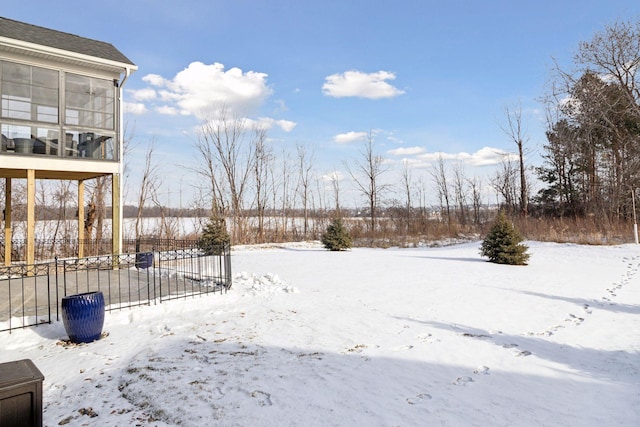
61, 291, 105, 343
136, 252, 153, 269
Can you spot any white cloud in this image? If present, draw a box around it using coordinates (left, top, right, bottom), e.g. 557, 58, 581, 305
465, 147, 519, 166
400, 157, 432, 169
323, 70, 405, 99
416, 152, 458, 162
333, 131, 367, 144
140, 62, 273, 119
157, 90, 178, 103
274, 119, 297, 132
128, 88, 157, 101
124, 102, 147, 115
142, 74, 166, 87
155, 105, 180, 116
387, 146, 426, 156
245, 117, 297, 132
134, 62, 298, 130
322, 170, 344, 182
386, 135, 404, 144
415, 147, 518, 167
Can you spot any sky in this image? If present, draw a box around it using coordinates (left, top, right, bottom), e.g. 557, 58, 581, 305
3, 0, 640, 207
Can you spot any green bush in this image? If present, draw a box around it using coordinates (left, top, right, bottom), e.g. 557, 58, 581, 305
321, 218, 352, 251
198, 216, 230, 255
480, 211, 530, 265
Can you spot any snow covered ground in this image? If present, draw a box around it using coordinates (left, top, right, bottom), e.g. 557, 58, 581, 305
1, 241, 639, 426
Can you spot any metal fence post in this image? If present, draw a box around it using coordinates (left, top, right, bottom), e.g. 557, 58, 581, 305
55, 257, 59, 322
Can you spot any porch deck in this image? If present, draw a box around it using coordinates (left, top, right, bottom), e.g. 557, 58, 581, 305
0, 247, 232, 332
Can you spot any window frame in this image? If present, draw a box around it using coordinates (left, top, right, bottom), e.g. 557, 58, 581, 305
1, 61, 59, 123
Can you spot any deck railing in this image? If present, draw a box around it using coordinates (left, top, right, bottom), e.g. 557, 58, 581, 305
0, 242, 232, 333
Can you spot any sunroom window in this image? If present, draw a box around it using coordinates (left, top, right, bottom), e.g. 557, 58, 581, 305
65, 74, 114, 130
1, 62, 59, 123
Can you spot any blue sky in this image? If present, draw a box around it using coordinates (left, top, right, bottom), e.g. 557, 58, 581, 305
4, 1, 640, 207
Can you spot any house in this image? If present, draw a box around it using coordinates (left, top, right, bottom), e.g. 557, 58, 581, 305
0, 17, 137, 265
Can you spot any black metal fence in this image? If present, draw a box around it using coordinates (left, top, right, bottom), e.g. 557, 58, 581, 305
0, 242, 232, 333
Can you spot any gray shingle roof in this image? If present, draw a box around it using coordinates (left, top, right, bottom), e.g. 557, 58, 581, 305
0, 16, 135, 66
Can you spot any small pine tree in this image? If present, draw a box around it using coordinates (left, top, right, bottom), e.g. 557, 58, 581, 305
198, 216, 230, 255
321, 218, 352, 251
480, 211, 530, 265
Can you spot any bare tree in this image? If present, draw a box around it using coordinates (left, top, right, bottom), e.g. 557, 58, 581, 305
296, 143, 315, 238
85, 176, 109, 242
416, 175, 430, 230
35, 182, 51, 240
269, 156, 282, 238
2, 180, 26, 251
492, 153, 518, 212
451, 162, 468, 225
502, 104, 529, 216
575, 20, 640, 116
252, 127, 271, 242
400, 159, 413, 232
345, 131, 390, 234
327, 170, 342, 214
431, 155, 452, 229
50, 181, 74, 252
135, 139, 160, 239
194, 106, 257, 242
191, 131, 224, 216
467, 176, 483, 225
150, 187, 177, 239
278, 146, 293, 238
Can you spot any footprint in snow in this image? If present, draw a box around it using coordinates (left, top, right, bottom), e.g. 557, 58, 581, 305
515, 350, 532, 357
343, 344, 367, 354
417, 333, 440, 344
250, 390, 272, 407
392, 345, 414, 351
473, 366, 490, 375
531, 324, 563, 337
213, 387, 225, 400
550, 324, 565, 332
565, 314, 584, 324
453, 376, 474, 386
406, 393, 432, 405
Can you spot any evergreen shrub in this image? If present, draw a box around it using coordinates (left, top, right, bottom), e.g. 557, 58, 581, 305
480, 211, 530, 265
198, 216, 230, 255
321, 218, 352, 251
